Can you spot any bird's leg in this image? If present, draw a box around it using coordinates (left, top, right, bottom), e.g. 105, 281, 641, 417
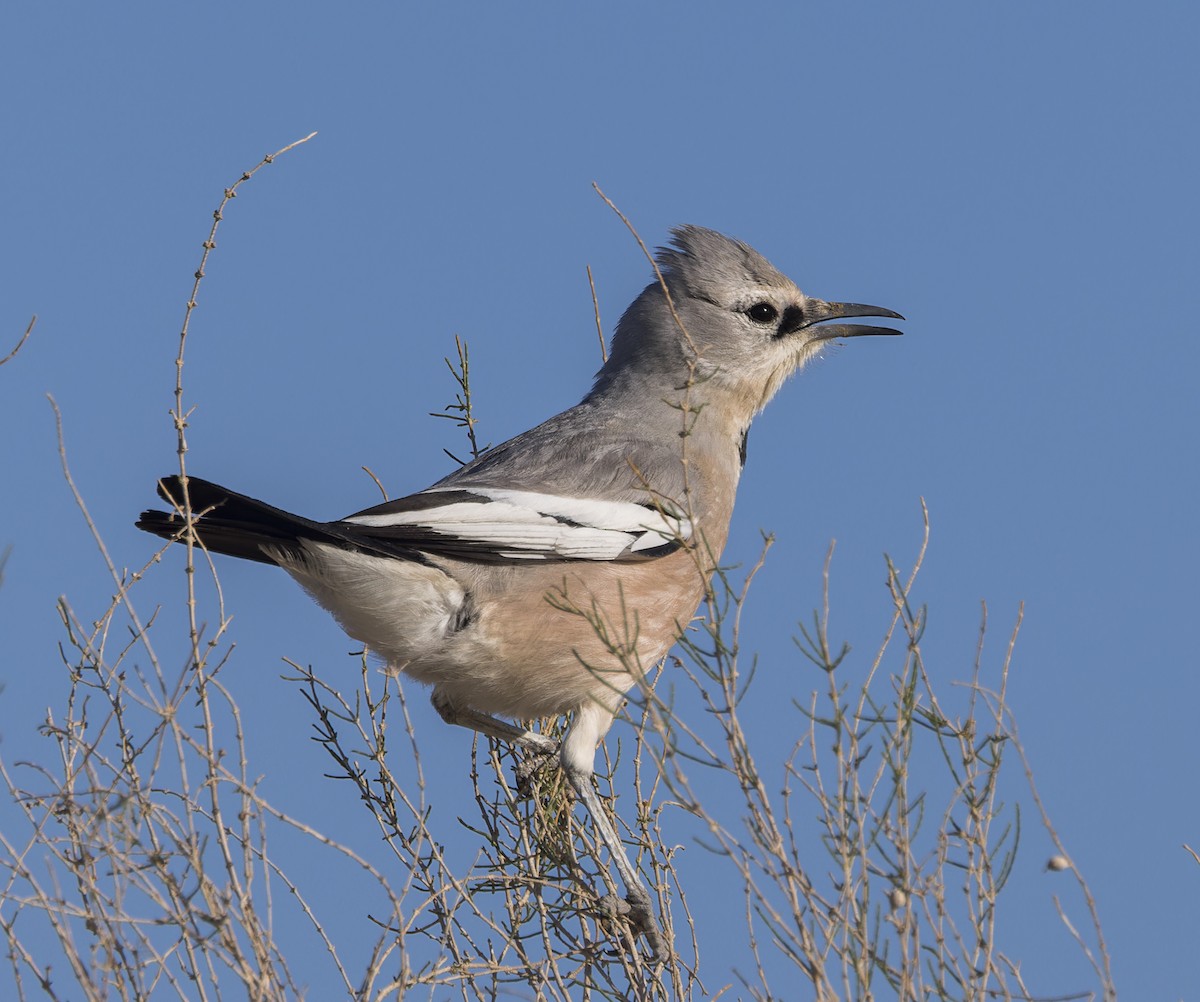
561, 700, 667, 958
565, 762, 667, 961
431, 692, 559, 755
433, 691, 665, 958
432, 693, 561, 797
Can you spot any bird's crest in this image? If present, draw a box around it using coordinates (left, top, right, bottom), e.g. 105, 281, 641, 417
656, 225, 792, 300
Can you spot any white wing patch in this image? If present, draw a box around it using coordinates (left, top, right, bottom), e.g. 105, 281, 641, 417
344, 488, 692, 561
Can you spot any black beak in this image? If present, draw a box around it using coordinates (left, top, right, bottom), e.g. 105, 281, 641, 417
803, 300, 905, 341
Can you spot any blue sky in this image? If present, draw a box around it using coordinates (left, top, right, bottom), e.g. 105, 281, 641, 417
1, 3, 1196, 996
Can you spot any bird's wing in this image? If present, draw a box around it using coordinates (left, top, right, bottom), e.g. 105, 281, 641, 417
342, 487, 691, 562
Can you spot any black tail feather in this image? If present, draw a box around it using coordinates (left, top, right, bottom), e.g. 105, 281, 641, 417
136, 475, 328, 565
137, 475, 437, 567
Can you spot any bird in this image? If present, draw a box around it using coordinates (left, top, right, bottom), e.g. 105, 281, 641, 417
137, 224, 902, 957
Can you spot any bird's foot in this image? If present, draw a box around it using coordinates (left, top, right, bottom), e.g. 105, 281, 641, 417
598, 889, 667, 962
515, 742, 560, 799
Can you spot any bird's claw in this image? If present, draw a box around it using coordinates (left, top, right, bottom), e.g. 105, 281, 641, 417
514, 743, 560, 799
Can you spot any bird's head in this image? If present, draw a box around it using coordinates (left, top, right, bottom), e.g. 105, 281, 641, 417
595, 225, 902, 421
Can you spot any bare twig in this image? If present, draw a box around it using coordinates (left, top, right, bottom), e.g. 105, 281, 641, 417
361, 464, 389, 500
1, 315, 36, 367
428, 334, 489, 464
586, 264, 607, 362
592, 183, 698, 358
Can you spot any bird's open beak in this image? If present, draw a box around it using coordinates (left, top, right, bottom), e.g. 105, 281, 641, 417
803, 300, 905, 341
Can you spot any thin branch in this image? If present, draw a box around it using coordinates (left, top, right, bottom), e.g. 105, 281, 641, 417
586, 264, 607, 362
1, 316, 36, 367
591, 183, 698, 358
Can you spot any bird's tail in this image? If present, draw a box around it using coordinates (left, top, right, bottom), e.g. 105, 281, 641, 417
136, 475, 325, 566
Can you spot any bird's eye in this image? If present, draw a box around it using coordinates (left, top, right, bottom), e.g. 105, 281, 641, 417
747, 303, 778, 325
